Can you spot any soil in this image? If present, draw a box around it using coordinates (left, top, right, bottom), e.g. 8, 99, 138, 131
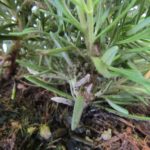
0, 78, 150, 150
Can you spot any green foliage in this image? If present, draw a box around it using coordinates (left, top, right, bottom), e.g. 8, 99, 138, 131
106, 99, 129, 115
0, 0, 150, 130
25, 75, 72, 99
92, 46, 119, 78
71, 95, 84, 130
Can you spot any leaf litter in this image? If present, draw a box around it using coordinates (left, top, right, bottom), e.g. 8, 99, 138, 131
0, 79, 150, 150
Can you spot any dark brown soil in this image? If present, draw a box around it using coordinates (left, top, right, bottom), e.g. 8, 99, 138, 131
0, 79, 150, 150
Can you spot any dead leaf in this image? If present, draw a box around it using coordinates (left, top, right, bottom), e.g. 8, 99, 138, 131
39, 124, 51, 140
27, 127, 37, 135
51, 97, 73, 106
17, 83, 27, 90
75, 74, 91, 88
101, 129, 112, 141
144, 70, 150, 79
11, 121, 21, 130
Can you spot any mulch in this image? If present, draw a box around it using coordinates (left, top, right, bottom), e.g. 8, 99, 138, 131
0, 79, 150, 150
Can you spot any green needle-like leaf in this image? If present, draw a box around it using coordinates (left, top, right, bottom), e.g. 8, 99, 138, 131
25, 76, 72, 100
106, 99, 129, 115
71, 95, 84, 130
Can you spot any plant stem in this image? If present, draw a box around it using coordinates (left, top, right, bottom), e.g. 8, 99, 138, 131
76, 6, 86, 32
86, 0, 94, 55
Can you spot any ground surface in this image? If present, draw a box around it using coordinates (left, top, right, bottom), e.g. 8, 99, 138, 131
0, 79, 150, 150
